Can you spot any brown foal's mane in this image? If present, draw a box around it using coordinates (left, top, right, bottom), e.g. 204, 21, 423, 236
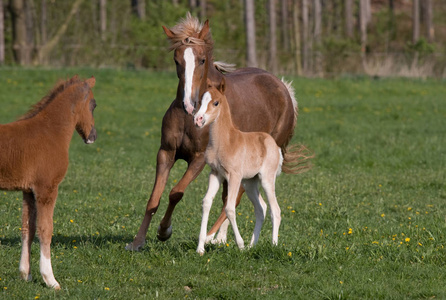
18, 76, 83, 121
165, 12, 213, 51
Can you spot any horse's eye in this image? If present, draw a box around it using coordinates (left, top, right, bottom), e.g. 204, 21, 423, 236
213, 101, 219, 107
200, 59, 206, 65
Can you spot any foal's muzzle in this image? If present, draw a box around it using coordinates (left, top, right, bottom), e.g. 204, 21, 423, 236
84, 127, 97, 144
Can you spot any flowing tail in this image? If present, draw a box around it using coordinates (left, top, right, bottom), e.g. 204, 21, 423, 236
280, 79, 314, 174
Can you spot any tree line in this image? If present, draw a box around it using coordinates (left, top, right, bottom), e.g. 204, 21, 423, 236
0, 0, 444, 77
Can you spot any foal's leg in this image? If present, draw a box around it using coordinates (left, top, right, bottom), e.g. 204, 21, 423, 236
19, 191, 37, 282
158, 154, 206, 241
260, 176, 281, 245
126, 148, 176, 251
225, 176, 245, 250
197, 171, 222, 255
243, 179, 267, 248
206, 182, 244, 244
34, 186, 60, 289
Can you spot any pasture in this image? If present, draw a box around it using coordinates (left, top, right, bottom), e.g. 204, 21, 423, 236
0, 68, 445, 299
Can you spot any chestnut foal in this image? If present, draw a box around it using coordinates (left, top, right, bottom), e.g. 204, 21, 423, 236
194, 81, 284, 255
0, 76, 97, 289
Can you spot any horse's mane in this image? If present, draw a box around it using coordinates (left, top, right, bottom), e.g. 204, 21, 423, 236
18, 76, 83, 121
166, 12, 214, 51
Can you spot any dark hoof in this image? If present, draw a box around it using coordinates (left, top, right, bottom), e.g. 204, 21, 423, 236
157, 225, 172, 241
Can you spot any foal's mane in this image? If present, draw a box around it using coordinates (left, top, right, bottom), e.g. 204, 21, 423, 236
165, 12, 214, 51
18, 76, 83, 121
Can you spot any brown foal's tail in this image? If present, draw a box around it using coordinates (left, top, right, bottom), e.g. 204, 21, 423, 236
281, 144, 314, 174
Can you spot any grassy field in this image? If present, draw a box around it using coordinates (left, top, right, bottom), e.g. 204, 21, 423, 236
0, 68, 445, 299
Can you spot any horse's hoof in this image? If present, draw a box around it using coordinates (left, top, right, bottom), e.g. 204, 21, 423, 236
20, 272, 32, 282
196, 248, 205, 256
205, 233, 215, 244
125, 240, 144, 251
157, 225, 172, 241
52, 283, 61, 290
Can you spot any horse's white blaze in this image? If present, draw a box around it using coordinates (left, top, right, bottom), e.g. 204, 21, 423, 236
194, 91, 212, 127
183, 48, 196, 114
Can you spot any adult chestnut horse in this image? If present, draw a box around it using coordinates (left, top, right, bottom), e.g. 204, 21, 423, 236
0, 76, 97, 289
126, 14, 308, 251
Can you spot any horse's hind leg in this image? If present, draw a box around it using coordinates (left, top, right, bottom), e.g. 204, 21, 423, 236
206, 182, 244, 244
35, 186, 60, 289
19, 191, 37, 282
158, 154, 206, 241
260, 176, 281, 245
243, 179, 267, 248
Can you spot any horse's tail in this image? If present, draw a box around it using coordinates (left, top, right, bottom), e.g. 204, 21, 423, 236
281, 144, 314, 174
214, 61, 236, 73
280, 79, 314, 174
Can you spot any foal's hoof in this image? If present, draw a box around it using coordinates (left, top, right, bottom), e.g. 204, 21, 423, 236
205, 233, 215, 244
125, 240, 144, 251
157, 225, 172, 241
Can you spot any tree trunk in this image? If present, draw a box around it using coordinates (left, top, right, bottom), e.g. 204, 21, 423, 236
33, 0, 84, 65
345, 0, 353, 38
244, 0, 257, 67
131, 0, 145, 21
10, 0, 33, 65
280, 0, 289, 51
424, 0, 434, 42
0, 0, 4, 64
302, 0, 309, 74
359, 0, 368, 71
268, 0, 277, 74
313, 0, 322, 76
292, 0, 301, 75
412, 0, 419, 44
40, 0, 47, 45
100, 0, 106, 41
199, 0, 206, 20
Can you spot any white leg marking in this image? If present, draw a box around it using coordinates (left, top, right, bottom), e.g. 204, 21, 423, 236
40, 249, 60, 289
197, 171, 222, 255
183, 48, 196, 114
212, 218, 230, 244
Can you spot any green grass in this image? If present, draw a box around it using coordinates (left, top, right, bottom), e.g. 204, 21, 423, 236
0, 68, 445, 299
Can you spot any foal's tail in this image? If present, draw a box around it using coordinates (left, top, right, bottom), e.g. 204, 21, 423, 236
280, 79, 314, 174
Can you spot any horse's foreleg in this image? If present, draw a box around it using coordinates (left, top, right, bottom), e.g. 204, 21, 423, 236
158, 154, 206, 241
34, 186, 60, 290
126, 148, 176, 251
225, 177, 245, 250
19, 191, 36, 282
197, 171, 222, 255
206, 183, 244, 244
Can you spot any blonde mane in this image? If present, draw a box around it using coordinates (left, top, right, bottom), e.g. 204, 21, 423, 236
165, 12, 214, 51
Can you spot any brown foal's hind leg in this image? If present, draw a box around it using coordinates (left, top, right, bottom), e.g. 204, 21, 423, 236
206, 183, 244, 242
157, 154, 206, 241
19, 191, 37, 282
126, 148, 176, 251
34, 186, 60, 289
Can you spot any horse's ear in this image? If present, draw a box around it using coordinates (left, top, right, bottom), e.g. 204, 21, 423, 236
198, 20, 210, 40
217, 78, 226, 94
85, 76, 96, 88
162, 26, 175, 39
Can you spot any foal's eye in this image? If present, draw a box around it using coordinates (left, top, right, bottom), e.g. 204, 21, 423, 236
213, 101, 219, 107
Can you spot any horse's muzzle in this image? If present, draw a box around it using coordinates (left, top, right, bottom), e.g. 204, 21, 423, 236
85, 127, 97, 144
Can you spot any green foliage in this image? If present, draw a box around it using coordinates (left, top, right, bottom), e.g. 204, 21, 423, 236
407, 38, 436, 56
0, 69, 445, 298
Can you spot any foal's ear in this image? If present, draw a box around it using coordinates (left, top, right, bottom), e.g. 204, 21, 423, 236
198, 20, 210, 40
217, 78, 226, 94
162, 26, 175, 39
85, 76, 96, 88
